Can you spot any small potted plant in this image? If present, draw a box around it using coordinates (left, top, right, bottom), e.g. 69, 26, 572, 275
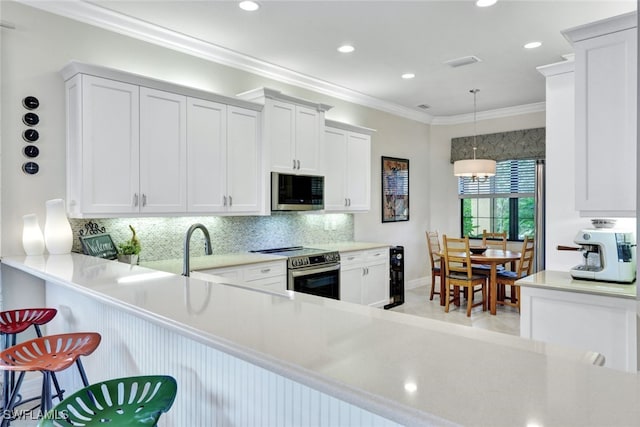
117, 225, 141, 265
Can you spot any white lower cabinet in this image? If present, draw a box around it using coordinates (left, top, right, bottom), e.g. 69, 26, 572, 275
339, 248, 389, 307
197, 260, 287, 293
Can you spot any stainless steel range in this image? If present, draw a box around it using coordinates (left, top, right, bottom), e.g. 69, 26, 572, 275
250, 246, 340, 299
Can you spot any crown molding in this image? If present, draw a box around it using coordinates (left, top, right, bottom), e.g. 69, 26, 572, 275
430, 102, 546, 126
17, 0, 545, 125
18, 0, 435, 124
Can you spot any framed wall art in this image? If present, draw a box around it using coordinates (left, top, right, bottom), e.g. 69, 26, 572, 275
381, 156, 409, 222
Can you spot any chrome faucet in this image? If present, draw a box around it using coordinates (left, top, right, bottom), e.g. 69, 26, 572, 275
182, 223, 212, 276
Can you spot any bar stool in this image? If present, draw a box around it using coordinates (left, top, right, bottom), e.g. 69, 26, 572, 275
0, 332, 101, 427
38, 375, 178, 426
0, 308, 59, 410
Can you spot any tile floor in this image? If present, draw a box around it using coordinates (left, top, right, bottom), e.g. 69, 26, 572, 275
389, 284, 521, 336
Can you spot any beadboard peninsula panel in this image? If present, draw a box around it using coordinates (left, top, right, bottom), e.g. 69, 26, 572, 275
45, 281, 399, 427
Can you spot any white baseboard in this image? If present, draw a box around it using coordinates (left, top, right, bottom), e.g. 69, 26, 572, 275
406, 277, 428, 290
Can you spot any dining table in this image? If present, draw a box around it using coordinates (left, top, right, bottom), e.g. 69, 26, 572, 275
437, 248, 522, 315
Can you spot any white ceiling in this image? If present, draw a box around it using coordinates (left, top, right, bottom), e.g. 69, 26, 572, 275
29, 0, 638, 120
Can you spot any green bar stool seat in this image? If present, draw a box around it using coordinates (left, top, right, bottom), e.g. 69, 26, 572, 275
38, 375, 178, 426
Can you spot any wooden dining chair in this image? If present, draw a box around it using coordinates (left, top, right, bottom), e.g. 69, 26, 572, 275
425, 231, 442, 301
496, 236, 535, 312
472, 230, 508, 278
442, 235, 487, 317
482, 229, 507, 250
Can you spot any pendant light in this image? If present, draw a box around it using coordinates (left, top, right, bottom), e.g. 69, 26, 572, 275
453, 89, 496, 181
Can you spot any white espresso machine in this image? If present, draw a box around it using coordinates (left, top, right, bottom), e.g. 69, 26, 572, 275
570, 229, 636, 283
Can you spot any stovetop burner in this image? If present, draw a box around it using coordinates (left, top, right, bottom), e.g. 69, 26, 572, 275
250, 246, 327, 257
250, 246, 340, 268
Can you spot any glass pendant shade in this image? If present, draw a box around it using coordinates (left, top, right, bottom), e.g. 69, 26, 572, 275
22, 213, 45, 256
44, 198, 73, 254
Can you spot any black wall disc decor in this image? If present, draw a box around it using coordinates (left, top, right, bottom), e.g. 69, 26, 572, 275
22, 161, 39, 175
23, 145, 39, 158
22, 96, 40, 110
21, 96, 41, 175
22, 112, 39, 126
22, 128, 39, 142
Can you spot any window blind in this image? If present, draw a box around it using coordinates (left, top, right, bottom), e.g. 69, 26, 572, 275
458, 159, 536, 199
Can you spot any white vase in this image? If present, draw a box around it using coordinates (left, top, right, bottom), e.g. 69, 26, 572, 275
44, 198, 73, 255
22, 213, 45, 256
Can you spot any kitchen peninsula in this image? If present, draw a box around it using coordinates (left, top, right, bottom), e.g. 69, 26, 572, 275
3, 254, 640, 426
518, 270, 638, 372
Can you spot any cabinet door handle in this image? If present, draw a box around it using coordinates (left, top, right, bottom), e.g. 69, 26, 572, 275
293, 159, 297, 170
348, 198, 351, 207
142, 194, 147, 207
345, 198, 348, 207
296, 159, 301, 170
133, 193, 139, 207
229, 195, 233, 206
261, 268, 271, 273
223, 195, 227, 206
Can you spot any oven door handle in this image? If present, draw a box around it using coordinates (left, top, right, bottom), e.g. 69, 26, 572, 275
290, 263, 340, 277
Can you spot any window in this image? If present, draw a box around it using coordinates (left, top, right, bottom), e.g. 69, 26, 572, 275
459, 159, 536, 240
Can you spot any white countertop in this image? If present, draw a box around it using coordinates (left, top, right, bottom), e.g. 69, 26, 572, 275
517, 270, 637, 299
142, 252, 286, 274
140, 242, 391, 274
3, 254, 640, 426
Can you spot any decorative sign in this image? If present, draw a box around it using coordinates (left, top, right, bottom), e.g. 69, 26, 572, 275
381, 156, 409, 223
79, 233, 118, 260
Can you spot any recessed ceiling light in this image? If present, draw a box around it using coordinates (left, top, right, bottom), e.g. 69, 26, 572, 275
239, 1, 260, 12
524, 41, 542, 49
401, 73, 415, 79
337, 44, 355, 53
476, 0, 497, 7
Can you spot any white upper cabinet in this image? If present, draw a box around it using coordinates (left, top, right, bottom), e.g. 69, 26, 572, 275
62, 61, 264, 217
225, 106, 261, 213
139, 87, 187, 213
563, 12, 637, 217
66, 74, 140, 217
187, 98, 228, 212
237, 88, 332, 175
324, 121, 374, 212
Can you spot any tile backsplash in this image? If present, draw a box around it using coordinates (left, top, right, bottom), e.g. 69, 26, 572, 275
70, 213, 353, 262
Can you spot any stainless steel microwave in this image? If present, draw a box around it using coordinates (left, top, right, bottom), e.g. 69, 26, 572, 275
271, 172, 324, 211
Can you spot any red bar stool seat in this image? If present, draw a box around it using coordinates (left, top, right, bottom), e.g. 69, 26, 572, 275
0, 332, 101, 427
0, 308, 58, 411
